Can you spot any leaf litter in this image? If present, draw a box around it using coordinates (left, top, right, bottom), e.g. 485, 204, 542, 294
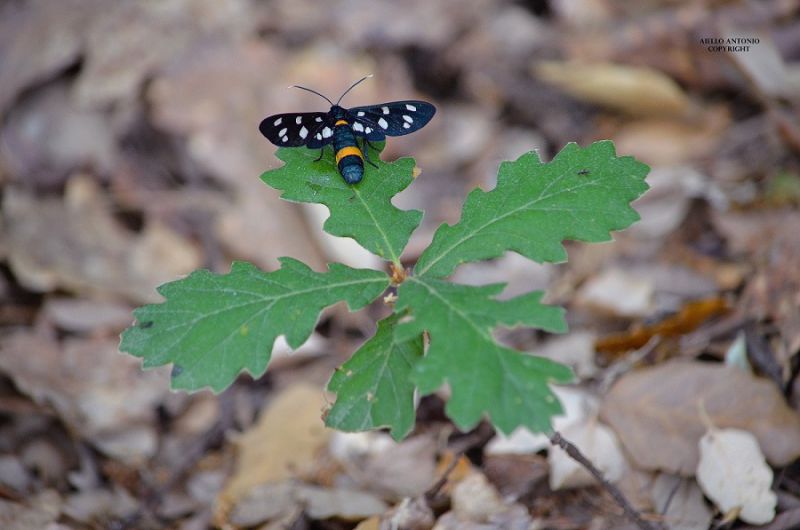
2, 0, 800, 528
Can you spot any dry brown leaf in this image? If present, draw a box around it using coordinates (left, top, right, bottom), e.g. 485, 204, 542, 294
534, 61, 691, 117
651, 474, 712, 530
1, 83, 117, 187
355, 516, 380, 530
595, 297, 729, 355
536, 331, 597, 379
576, 268, 655, 318
0, 490, 61, 530
42, 298, 133, 334
486, 387, 592, 455
0, 333, 170, 463
329, 432, 437, 499
435, 472, 533, 529
2, 177, 201, 303
715, 210, 800, 366
726, 31, 790, 98
697, 428, 776, 525
612, 106, 730, 167
450, 472, 505, 521
215, 384, 331, 525
74, 0, 254, 107
229, 480, 387, 527
601, 361, 800, 475
148, 39, 326, 270
381, 497, 434, 530
548, 416, 627, 490
0, 0, 99, 113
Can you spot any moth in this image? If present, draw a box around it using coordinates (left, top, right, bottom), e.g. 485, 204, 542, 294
259, 76, 436, 184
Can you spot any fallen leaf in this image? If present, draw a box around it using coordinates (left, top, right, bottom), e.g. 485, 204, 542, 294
0, 0, 97, 113
612, 106, 730, 167
2, 177, 201, 303
0, 490, 61, 530
601, 361, 800, 474
298, 484, 387, 520
726, 31, 790, 98
696, 428, 776, 525
595, 297, 729, 354
486, 386, 592, 455
381, 497, 434, 530
450, 472, 511, 522
0, 456, 31, 493
630, 166, 726, 240
355, 516, 380, 530
483, 453, 548, 500
435, 473, 534, 529
42, 298, 133, 334
215, 384, 331, 525
651, 474, 712, 530
0, 333, 169, 463
329, 432, 437, 499
548, 416, 627, 490
535, 61, 691, 117
74, 0, 254, 107
229, 480, 387, 527
62, 486, 139, 525
1, 83, 117, 187
536, 331, 597, 379
149, 39, 326, 270
577, 268, 655, 318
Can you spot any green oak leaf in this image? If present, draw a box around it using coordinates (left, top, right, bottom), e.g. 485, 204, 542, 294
261, 144, 422, 265
395, 276, 573, 434
326, 314, 424, 440
120, 258, 389, 393
415, 141, 650, 277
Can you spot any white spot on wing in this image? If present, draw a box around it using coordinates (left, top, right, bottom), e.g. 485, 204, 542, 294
382, 106, 389, 115
403, 115, 413, 123
282, 135, 288, 142
278, 127, 287, 137
405, 104, 416, 111
353, 122, 364, 132
403, 122, 410, 129
299, 126, 308, 139
378, 118, 388, 129
365, 127, 372, 134
295, 116, 302, 124
274, 117, 282, 126
357, 111, 365, 117
322, 127, 332, 138
316, 133, 322, 140
315, 117, 323, 122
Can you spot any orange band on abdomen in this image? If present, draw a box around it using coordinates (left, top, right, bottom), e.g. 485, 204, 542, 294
335, 146, 363, 164
335, 119, 348, 126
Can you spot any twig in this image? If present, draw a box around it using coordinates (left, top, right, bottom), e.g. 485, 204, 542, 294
549, 431, 663, 530
425, 452, 462, 500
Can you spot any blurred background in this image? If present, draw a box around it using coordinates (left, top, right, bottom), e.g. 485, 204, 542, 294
1, 0, 799, 528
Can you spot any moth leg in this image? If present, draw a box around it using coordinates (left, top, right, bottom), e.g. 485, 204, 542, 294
314, 148, 325, 162
361, 139, 379, 169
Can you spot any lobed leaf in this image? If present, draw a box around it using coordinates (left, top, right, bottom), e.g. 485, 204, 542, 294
326, 314, 424, 440
415, 141, 650, 278
120, 258, 389, 393
261, 144, 422, 264
395, 276, 573, 434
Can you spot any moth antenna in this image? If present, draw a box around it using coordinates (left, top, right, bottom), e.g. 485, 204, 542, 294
336, 74, 373, 105
290, 85, 334, 106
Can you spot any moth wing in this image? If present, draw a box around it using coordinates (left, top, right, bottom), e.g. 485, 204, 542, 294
259, 112, 330, 147
348, 100, 436, 140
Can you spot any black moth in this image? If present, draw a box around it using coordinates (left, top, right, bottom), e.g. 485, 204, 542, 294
259, 76, 435, 184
